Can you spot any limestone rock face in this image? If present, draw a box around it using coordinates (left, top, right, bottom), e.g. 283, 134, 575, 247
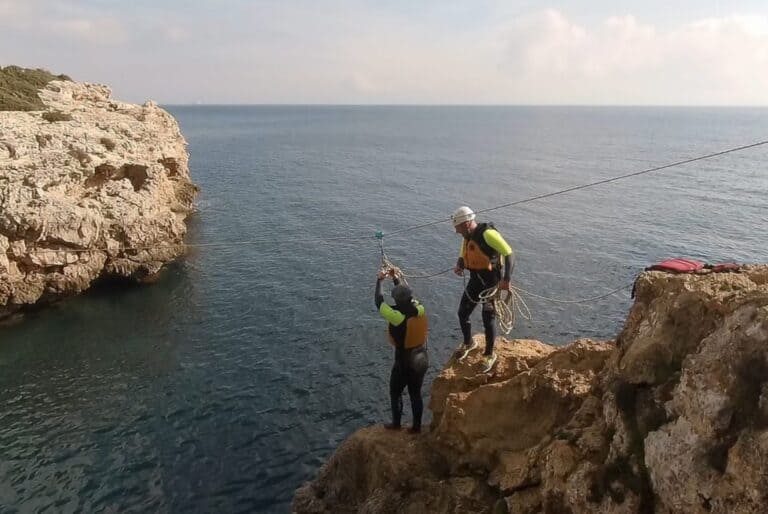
619, 267, 768, 513
0, 80, 197, 318
293, 426, 499, 514
294, 266, 768, 513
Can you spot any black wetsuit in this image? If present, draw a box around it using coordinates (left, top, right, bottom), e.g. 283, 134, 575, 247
457, 224, 512, 356
459, 268, 502, 355
375, 279, 429, 431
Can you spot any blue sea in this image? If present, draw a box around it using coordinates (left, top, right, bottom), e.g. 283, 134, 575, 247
1, 106, 766, 513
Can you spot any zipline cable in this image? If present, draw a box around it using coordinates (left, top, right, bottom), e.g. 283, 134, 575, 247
379, 233, 631, 337
384, 139, 768, 238
510, 281, 634, 304
22, 138, 768, 256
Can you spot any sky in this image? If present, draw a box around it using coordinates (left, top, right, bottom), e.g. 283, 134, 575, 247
2, 0, 768, 105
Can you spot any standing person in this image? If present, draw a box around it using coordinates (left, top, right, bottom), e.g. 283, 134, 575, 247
451, 206, 514, 372
374, 270, 429, 433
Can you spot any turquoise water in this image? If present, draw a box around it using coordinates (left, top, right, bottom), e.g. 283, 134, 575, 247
1, 106, 766, 512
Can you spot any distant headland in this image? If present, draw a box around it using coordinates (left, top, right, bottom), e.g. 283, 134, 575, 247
0, 66, 198, 321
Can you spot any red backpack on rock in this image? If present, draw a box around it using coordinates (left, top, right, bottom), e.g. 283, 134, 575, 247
633, 258, 742, 298
646, 258, 706, 273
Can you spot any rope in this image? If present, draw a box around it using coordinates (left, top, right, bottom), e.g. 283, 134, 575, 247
383, 139, 768, 239
379, 240, 631, 334
457, 278, 634, 334
18, 138, 768, 256
459, 275, 532, 335
485, 286, 532, 335
402, 268, 453, 279
377, 238, 454, 283
377, 238, 408, 285
511, 281, 634, 304
23, 233, 375, 255
499, 288, 532, 334
368, 138, 768, 329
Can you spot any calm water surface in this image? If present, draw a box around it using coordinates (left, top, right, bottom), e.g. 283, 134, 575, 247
1, 106, 767, 512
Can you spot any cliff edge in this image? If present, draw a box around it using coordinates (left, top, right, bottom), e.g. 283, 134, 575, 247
294, 266, 768, 513
0, 72, 197, 319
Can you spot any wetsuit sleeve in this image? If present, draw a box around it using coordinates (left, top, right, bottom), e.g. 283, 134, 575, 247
502, 254, 513, 281
484, 229, 514, 280
483, 229, 513, 256
379, 303, 406, 326
416, 303, 425, 317
375, 278, 384, 308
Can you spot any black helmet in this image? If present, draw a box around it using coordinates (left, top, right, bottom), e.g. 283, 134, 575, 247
391, 284, 413, 304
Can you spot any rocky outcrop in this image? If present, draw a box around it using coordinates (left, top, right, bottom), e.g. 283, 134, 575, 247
0, 79, 197, 319
292, 426, 499, 514
294, 266, 768, 513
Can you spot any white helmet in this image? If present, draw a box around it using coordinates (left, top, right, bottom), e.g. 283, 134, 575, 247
451, 206, 475, 226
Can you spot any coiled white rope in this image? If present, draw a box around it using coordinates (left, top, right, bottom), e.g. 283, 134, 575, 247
380, 234, 631, 335
475, 283, 532, 335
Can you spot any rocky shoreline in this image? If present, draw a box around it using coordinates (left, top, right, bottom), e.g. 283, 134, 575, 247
0, 76, 197, 320
294, 266, 768, 513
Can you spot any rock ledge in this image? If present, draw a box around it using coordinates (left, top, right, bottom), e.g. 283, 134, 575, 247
295, 266, 768, 513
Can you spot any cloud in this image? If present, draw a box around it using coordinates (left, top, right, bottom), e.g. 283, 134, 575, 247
41, 17, 127, 44
0, 1, 16, 16
2, 3, 768, 104
0, 1, 127, 44
245, 6, 768, 105
163, 25, 188, 42
496, 10, 768, 104
689, 14, 768, 37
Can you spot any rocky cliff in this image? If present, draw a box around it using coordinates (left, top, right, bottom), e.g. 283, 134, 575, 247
294, 266, 768, 513
0, 77, 197, 320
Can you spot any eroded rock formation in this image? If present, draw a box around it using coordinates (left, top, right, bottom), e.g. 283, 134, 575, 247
294, 266, 768, 513
0, 79, 197, 319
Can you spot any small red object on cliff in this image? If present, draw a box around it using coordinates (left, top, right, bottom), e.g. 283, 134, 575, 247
646, 258, 706, 273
